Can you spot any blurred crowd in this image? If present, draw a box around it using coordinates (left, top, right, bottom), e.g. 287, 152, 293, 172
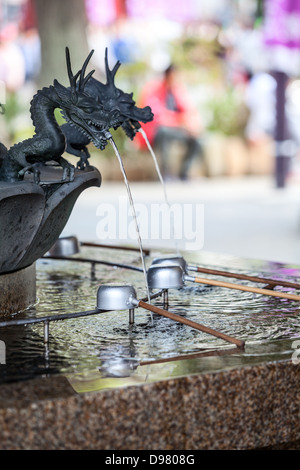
1, 0, 300, 182
0, 1, 40, 93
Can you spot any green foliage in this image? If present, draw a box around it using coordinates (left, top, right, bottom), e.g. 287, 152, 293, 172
54, 108, 67, 126
1, 93, 21, 123
206, 88, 249, 136
1, 92, 34, 143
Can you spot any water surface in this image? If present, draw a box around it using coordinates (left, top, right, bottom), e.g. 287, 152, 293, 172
0, 247, 299, 390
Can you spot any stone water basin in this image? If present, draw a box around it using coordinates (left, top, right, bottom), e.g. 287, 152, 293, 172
0, 246, 299, 449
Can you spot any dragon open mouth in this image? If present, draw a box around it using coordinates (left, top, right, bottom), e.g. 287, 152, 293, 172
65, 112, 110, 150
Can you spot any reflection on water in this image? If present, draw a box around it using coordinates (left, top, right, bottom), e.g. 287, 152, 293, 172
0, 247, 299, 387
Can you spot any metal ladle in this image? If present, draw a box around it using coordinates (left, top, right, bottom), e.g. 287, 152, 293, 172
151, 256, 300, 291
96, 282, 244, 348
97, 283, 137, 323
48, 236, 80, 257
150, 259, 300, 302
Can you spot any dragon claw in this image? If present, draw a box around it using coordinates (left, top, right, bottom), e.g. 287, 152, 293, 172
61, 163, 75, 182
76, 154, 90, 170
18, 164, 41, 184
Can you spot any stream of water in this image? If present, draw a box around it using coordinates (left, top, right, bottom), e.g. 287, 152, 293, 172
138, 128, 180, 256
109, 137, 151, 307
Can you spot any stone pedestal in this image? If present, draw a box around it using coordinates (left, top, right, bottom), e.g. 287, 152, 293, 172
0, 264, 36, 317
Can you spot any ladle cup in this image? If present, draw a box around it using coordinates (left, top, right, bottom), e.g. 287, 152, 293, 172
96, 283, 244, 348
97, 283, 137, 323
151, 256, 189, 274
48, 236, 80, 257
151, 256, 300, 291
147, 263, 300, 302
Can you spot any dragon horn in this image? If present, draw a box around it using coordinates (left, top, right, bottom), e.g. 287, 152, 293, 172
65, 47, 80, 91
104, 47, 121, 87
78, 49, 95, 91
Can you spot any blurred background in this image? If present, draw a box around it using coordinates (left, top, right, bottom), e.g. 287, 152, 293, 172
2, 0, 300, 265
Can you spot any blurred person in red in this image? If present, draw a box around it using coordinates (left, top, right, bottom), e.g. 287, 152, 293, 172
136, 64, 204, 180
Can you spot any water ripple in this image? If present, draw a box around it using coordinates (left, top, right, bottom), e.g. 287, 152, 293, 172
1, 249, 300, 382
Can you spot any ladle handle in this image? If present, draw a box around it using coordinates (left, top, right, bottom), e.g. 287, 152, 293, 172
190, 276, 300, 301
137, 300, 244, 348
191, 265, 300, 290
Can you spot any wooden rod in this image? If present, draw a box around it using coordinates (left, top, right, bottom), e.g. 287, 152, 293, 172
191, 275, 300, 302
193, 266, 300, 290
137, 300, 244, 348
80, 241, 150, 255
140, 346, 242, 366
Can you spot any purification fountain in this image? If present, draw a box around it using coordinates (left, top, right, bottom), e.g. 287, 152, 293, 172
0, 48, 299, 451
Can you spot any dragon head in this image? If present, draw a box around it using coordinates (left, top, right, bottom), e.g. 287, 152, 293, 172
53, 48, 153, 150
83, 48, 154, 140
53, 48, 112, 150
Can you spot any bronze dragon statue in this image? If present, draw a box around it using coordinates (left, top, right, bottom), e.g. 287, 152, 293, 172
61, 48, 153, 169
0, 48, 153, 183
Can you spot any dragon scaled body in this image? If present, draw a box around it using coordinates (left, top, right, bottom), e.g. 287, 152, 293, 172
0, 48, 153, 183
